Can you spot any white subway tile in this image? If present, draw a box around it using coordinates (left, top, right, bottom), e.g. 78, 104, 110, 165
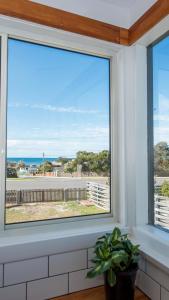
49, 250, 87, 276
161, 287, 169, 300
136, 270, 160, 300
0, 284, 26, 300
88, 248, 94, 268
139, 255, 146, 272
4, 257, 48, 286
27, 274, 68, 300
147, 261, 169, 291
0, 265, 3, 287
69, 269, 104, 293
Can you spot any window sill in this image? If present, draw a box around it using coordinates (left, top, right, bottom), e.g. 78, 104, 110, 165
132, 225, 169, 274
0, 218, 126, 263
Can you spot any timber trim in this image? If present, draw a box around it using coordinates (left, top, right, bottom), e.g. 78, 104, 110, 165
0, 0, 168, 46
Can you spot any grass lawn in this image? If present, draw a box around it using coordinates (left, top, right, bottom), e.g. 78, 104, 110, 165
6, 201, 107, 224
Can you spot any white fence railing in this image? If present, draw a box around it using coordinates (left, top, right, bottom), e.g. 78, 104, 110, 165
155, 195, 169, 229
87, 182, 110, 211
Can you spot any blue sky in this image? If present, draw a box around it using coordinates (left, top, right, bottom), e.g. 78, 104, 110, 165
153, 35, 169, 145
7, 39, 110, 157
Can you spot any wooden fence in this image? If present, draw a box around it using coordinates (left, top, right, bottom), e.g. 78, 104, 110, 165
6, 188, 87, 205
6, 182, 110, 210
155, 195, 169, 229
87, 182, 110, 210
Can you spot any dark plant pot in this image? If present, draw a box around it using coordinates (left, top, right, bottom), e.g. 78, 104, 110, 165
104, 266, 138, 300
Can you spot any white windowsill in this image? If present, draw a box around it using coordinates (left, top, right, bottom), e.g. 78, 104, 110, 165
132, 225, 169, 274
0, 218, 127, 264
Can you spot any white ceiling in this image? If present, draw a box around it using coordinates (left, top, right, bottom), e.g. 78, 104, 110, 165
98, 0, 137, 8
32, 0, 157, 28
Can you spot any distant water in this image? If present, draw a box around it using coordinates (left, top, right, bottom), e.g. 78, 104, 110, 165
7, 157, 58, 166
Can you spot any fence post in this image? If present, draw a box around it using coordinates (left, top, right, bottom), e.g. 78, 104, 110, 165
42, 190, 44, 202
76, 189, 79, 202
16, 190, 22, 205
64, 189, 67, 202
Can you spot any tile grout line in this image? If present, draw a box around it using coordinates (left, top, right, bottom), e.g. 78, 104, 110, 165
86, 248, 88, 269
2, 264, 4, 287
26, 282, 28, 300
68, 272, 69, 294
48, 256, 49, 277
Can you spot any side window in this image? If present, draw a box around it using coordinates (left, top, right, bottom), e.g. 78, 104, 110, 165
5, 38, 111, 225
148, 34, 169, 230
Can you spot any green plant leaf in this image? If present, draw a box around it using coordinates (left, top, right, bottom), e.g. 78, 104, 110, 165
107, 269, 116, 287
111, 250, 128, 265
112, 227, 121, 240
87, 259, 112, 279
101, 259, 112, 273
87, 264, 103, 278
87, 227, 140, 282
95, 247, 104, 259
91, 257, 102, 264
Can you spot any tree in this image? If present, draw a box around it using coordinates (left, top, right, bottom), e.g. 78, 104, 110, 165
64, 150, 110, 176
154, 142, 169, 176
7, 168, 18, 178
64, 161, 76, 174
38, 161, 53, 174
57, 157, 70, 165
97, 150, 110, 176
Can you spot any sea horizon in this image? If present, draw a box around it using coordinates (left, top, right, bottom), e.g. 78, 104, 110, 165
7, 157, 60, 166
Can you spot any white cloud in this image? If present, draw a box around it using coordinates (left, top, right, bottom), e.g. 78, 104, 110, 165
154, 115, 169, 122
7, 135, 109, 157
154, 94, 169, 144
9, 102, 99, 114
155, 94, 169, 115
7, 126, 109, 156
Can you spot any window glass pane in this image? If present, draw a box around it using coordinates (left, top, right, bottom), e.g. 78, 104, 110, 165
152, 35, 169, 230
5, 38, 110, 224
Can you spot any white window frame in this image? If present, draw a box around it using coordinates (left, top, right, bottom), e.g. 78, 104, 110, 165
0, 16, 123, 231
131, 16, 169, 267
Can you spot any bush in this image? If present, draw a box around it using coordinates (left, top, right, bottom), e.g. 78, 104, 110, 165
7, 168, 18, 178
161, 181, 169, 197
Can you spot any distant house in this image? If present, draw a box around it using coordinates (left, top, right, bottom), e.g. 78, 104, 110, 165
7, 161, 17, 169
52, 161, 64, 176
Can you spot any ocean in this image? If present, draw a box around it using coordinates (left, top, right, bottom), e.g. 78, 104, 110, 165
7, 157, 58, 166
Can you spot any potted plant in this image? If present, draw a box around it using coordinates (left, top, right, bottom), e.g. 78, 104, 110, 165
87, 227, 140, 300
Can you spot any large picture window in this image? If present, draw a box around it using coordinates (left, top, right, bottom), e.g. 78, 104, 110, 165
148, 33, 169, 230
5, 38, 111, 224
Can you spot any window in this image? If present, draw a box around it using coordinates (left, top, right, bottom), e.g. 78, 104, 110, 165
5, 38, 111, 225
148, 33, 169, 230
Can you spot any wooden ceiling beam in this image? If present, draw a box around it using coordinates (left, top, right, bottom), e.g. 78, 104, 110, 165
129, 0, 169, 45
0, 0, 168, 46
0, 0, 129, 45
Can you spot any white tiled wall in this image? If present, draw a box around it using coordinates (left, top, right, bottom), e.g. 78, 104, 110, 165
136, 254, 169, 300
69, 269, 104, 293
0, 247, 168, 299
49, 250, 87, 276
136, 270, 160, 300
27, 274, 68, 300
0, 248, 103, 300
4, 257, 48, 286
0, 284, 26, 300
161, 287, 169, 300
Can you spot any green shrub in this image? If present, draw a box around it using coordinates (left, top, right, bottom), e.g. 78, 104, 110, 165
7, 168, 18, 178
161, 181, 169, 197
